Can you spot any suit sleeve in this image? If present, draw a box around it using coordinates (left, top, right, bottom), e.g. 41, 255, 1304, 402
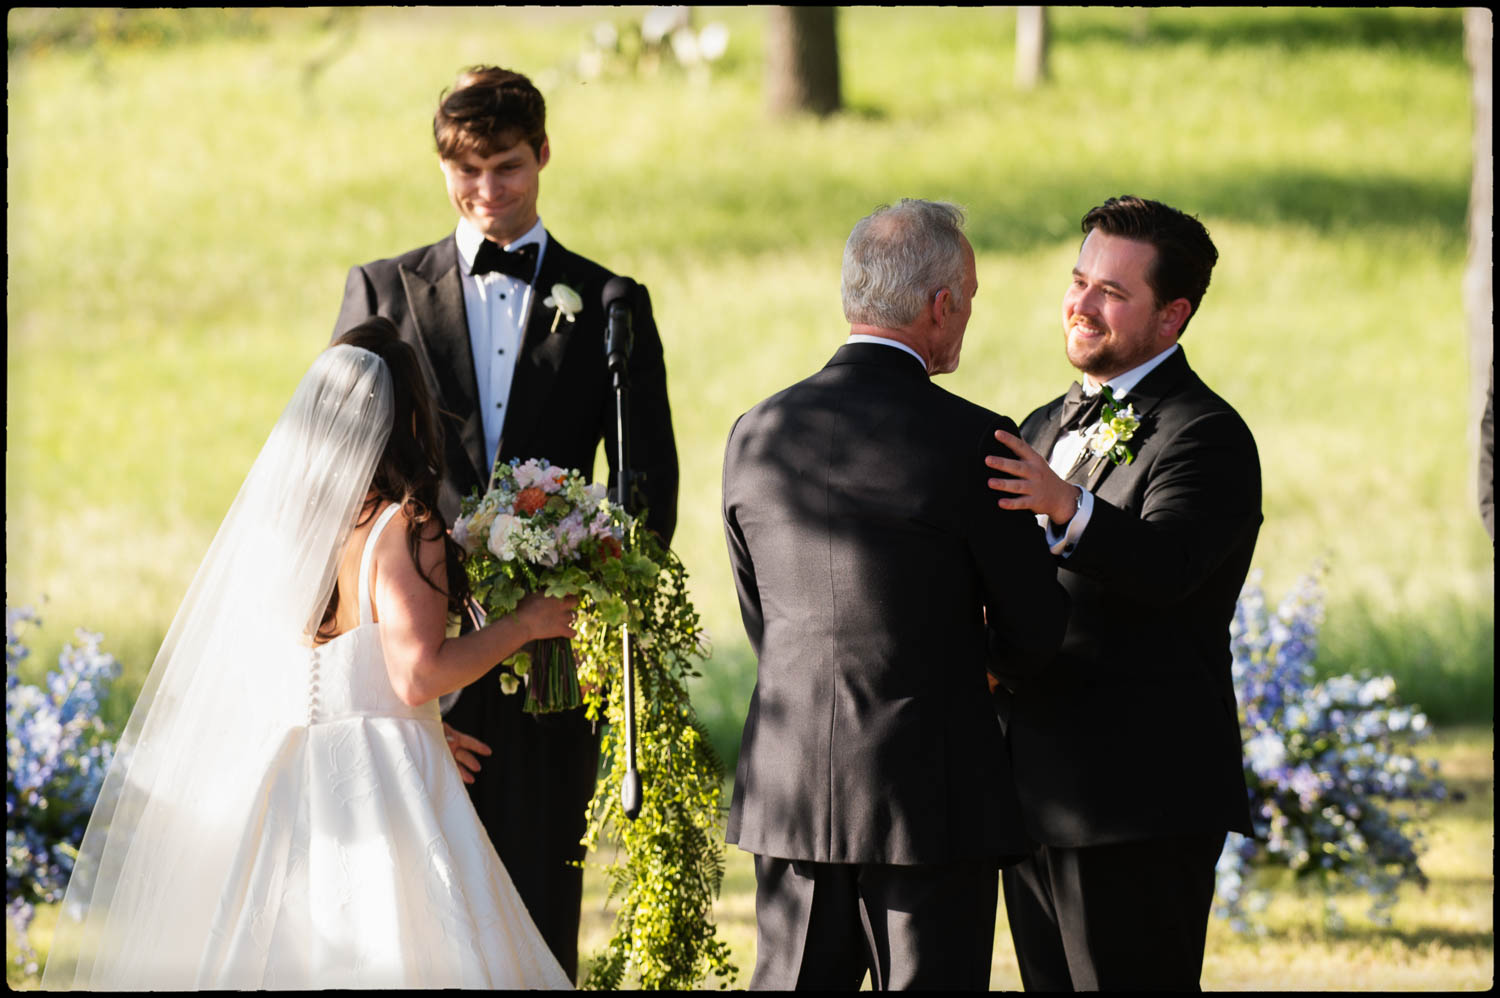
720, 415, 764, 655
607, 282, 680, 545
969, 416, 1070, 678
332, 265, 378, 343
1066, 409, 1261, 606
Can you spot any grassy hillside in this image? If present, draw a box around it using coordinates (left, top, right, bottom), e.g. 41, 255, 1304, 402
9, 8, 1488, 742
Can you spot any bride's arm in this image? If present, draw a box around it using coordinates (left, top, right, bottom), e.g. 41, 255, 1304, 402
373, 511, 578, 706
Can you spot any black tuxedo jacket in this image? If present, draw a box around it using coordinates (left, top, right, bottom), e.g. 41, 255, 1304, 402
722, 343, 1069, 866
332, 230, 677, 978
333, 231, 678, 541
995, 347, 1259, 847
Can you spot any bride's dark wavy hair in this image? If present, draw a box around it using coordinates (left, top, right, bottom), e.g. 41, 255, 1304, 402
318, 317, 469, 642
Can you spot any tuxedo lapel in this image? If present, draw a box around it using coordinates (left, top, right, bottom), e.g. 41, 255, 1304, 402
400, 240, 488, 486
499, 233, 582, 455
1075, 348, 1195, 493
1030, 398, 1069, 460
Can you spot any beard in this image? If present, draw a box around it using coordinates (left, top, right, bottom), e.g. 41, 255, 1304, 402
1064, 317, 1162, 381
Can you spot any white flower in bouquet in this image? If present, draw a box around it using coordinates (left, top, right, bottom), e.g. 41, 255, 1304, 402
487, 513, 521, 561
460, 492, 504, 545
452, 516, 475, 554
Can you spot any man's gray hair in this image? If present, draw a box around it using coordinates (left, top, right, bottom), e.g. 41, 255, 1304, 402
841, 199, 968, 328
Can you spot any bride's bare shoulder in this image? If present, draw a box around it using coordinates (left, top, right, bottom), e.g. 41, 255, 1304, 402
370, 503, 448, 597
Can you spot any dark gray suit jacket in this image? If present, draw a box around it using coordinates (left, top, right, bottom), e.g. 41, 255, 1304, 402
723, 343, 1069, 866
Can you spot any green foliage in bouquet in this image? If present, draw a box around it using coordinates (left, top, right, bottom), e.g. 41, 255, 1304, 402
572, 520, 738, 990
453, 460, 735, 987
457, 459, 641, 713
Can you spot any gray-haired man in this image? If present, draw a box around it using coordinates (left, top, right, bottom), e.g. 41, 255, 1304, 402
721, 200, 1069, 989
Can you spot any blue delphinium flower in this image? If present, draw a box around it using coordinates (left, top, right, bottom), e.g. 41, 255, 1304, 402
5, 606, 120, 980
1216, 570, 1450, 933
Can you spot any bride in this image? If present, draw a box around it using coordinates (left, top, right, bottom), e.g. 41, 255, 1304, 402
42, 317, 576, 989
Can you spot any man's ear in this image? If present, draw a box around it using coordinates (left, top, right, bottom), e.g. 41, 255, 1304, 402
1158, 297, 1191, 340
931, 287, 952, 325
537, 137, 551, 170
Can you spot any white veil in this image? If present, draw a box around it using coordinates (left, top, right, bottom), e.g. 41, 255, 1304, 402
41, 344, 394, 989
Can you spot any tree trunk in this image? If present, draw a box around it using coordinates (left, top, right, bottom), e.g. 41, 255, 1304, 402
765, 6, 841, 116
1015, 7, 1048, 90
1464, 8, 1493, 490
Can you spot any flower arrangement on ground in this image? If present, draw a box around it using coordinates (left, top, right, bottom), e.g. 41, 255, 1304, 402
5, 607, 120, 981
453, 459, 736, 989
1216, 569, 1451, 933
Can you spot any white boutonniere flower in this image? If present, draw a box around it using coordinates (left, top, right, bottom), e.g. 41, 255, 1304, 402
543, 283, 583, 333
1083, 385, 1140, 473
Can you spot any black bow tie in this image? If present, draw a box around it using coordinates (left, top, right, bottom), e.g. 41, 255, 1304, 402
1058, 381, 1107, 433
471, 240, 538, 282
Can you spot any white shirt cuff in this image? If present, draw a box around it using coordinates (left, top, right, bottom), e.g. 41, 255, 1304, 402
1040, 486, 1093, 556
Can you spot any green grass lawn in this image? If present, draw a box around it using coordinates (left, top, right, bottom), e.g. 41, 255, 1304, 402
6, 6, 1494, 989
594, 725, 1495, 990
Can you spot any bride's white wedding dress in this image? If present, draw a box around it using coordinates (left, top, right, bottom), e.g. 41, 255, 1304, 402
44, 346, 571, 990
201, 502, 572, 989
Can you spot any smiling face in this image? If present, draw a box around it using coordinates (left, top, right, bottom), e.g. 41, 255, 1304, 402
1062, 229, 1189, 382
439, 137, 550, 245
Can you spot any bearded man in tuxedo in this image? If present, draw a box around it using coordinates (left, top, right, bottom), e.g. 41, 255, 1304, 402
984, 195, 1260, 990
722, 199, 1069, 990
331, 65, 678, 980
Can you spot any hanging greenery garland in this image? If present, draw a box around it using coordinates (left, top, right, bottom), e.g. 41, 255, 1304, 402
573, 519, 738, 990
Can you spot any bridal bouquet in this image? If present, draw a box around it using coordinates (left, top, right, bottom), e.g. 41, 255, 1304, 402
453, 458, 634, 713
453, 459, 737, 988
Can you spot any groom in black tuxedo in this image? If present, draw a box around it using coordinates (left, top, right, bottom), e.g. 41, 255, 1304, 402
331, 66, 678, 980
722, 199, 1069, 990
985, 196, 1260, 990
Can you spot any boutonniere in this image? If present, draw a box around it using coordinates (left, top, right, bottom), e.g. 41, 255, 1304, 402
543, 283, 583, 333
1083, 384, 1140, 473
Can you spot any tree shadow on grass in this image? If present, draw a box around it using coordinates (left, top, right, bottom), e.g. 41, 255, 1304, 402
1228, 894, 1495, 949
604, 161, 1468, 264
1059, 8, 1465, 64
961, 167, 1467, 257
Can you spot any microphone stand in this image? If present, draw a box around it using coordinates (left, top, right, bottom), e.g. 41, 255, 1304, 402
606, 284, 643, 821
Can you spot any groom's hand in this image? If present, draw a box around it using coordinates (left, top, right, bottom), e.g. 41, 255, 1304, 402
987, 429, 1079, 525
443, 722, 493, 785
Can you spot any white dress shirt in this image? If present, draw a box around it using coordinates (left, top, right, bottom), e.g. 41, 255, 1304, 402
1043, 344, 1180, 556
454, 216, 549, 474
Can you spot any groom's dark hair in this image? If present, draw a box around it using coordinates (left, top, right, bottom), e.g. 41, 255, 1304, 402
434, 65, 547, 161
1081, 195, 1217, 336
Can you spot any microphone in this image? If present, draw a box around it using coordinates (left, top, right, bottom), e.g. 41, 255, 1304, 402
602, 276, 637, 375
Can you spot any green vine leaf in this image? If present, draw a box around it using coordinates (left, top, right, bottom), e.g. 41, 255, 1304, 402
575, 522, 739, 990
